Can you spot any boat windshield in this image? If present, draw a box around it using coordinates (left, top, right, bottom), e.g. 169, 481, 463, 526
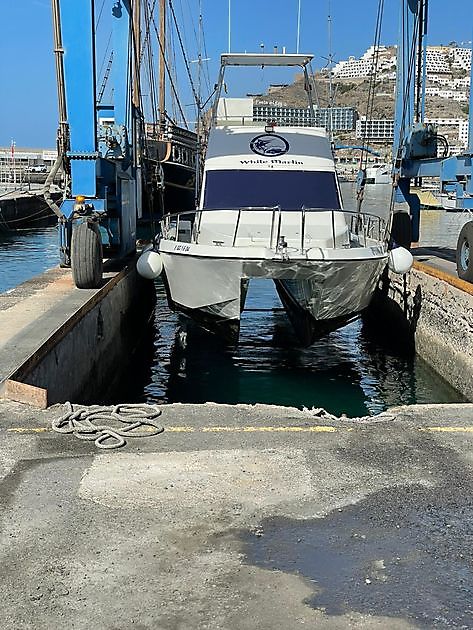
202, 170, 341, 210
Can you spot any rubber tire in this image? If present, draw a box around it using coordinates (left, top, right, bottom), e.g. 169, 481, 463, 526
390, 212, 412, 249
71, 221, 103, 289
456, 221, 473, 283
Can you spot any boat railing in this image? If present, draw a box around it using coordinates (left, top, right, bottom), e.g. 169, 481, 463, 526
160, 207, 387, 251
215, 115, 319, 128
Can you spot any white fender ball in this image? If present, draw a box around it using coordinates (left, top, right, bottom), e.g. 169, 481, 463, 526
137, 250, 163, 279
388, 247, 413, 274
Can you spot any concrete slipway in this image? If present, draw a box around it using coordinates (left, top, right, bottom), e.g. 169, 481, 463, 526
1, 254, 473, 629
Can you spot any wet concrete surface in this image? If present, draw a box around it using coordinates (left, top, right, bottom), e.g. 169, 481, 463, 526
1, 400, 473, 629
243, 483, 473, 627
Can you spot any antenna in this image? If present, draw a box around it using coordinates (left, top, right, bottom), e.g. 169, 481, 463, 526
228, 0, 231, 52
296, 0, 301, 53
327, 0, 334, 141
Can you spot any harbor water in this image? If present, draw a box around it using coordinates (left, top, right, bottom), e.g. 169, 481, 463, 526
0, 226, 58, 294
142, 279, 462, 416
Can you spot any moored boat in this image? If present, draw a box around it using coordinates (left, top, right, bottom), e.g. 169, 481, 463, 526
150, 53, 392, 345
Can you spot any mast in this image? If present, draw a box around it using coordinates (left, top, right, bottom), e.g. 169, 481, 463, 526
159, 0, 166, 122
132, 0, 141, 110
195, 0, 203, 204
132, 0, 141, 166
51, 0, 68, 156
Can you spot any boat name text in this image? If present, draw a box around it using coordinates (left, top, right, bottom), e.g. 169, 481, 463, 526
240, 159, 304, 166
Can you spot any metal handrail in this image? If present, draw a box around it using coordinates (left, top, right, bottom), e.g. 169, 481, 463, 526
159, 207, 387, 250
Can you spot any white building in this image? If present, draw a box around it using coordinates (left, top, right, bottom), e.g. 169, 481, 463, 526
333, 44, 471, 81
459, 120, 470, 147
425, 47, 451, 74
452, 47, 472, 72
356, 118, 394, 142
332, 46, 396, 79
424, 87, 468, 102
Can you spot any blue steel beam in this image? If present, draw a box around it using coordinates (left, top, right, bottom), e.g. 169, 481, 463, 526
59, 0, 97, 197
111, 0, 132, 134
393, 0, 419, 159
469, 32, 473, 156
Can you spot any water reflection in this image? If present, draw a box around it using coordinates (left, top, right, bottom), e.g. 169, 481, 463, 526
144, 279, 463, 416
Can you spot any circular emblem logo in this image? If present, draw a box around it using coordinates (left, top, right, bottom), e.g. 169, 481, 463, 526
249, 134, 289, 157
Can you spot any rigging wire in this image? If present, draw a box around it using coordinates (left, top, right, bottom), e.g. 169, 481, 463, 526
147, 4, 189, 128
142, 0, 159, 124
97, 52, 114, 103
168, 0, 200, 113
358, 0, 385, 174
168, 8, 179, 118
140, 0, 159, 64
96, 30, 113, 97
95, 0, 106, 29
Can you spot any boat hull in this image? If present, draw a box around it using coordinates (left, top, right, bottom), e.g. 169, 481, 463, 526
159, 247, 387, 344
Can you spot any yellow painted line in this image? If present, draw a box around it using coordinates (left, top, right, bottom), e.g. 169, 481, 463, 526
419, 427, 473, 433
6, 424, 337, 435
202, 425, 337, 433
7, 427, 50, 433
413, 260, 473, 296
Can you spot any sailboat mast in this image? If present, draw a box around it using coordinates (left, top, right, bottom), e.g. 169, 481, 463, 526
132, 0, 141, 109
159, 0, 166, 122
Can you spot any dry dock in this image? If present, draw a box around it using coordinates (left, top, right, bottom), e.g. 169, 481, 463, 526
0, 257, 473, 628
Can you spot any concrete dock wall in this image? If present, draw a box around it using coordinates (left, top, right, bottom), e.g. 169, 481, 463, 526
3, 264, 155, 406
380, 264, 473, 400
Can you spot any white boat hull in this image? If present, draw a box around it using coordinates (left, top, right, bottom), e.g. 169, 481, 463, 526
160, 242, 387, 344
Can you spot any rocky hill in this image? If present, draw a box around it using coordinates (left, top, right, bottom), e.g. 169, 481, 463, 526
256, 73, 468, 120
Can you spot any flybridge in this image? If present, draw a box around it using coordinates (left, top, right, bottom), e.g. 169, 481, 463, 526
212, 53, 317, 127
220, 53, 314, 67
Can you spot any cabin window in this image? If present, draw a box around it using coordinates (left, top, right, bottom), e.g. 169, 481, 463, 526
203, 170, 341, 210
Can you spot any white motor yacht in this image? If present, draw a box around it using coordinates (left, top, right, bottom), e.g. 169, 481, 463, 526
154, 54, 390, 345
365, 163, 392, 185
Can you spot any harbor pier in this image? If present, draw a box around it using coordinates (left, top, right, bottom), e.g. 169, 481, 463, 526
0, 261, 155, 408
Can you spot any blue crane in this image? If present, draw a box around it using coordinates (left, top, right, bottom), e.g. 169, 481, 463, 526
392, 0, 473, 279
46, 0, 145, 288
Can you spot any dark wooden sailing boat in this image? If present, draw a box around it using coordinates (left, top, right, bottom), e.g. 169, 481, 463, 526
139, 0, 197, 223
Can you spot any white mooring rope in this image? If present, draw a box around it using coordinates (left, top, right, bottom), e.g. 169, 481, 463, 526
52, 402, 164, 450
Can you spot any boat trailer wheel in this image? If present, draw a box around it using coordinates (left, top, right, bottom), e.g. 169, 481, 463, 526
456, 220, 473, 283
71, 221, 103, 289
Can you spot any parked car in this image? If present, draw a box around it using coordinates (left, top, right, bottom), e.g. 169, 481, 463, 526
27, 165, 48, 173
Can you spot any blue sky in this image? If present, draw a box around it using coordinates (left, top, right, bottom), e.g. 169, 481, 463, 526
0, 0, 471, 148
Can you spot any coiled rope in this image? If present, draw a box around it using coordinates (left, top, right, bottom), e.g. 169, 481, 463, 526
52, 402, 164, 449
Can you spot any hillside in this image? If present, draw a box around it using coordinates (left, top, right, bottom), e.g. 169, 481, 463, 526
256, 73, 468, 120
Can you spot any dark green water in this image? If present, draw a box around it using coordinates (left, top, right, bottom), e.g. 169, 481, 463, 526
143, 279, 463, 416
